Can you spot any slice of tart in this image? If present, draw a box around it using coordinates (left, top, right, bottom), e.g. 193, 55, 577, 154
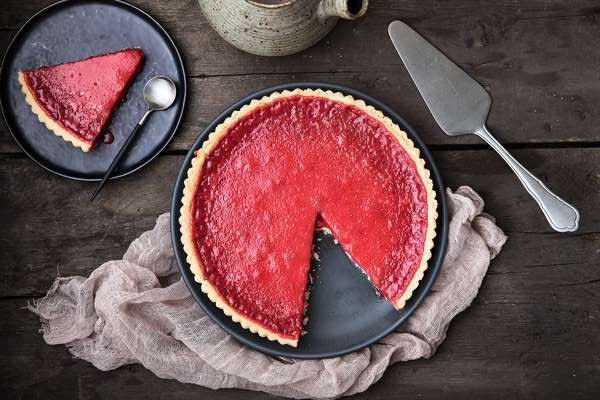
180, 89, 437, 347
18, 48, 144, 152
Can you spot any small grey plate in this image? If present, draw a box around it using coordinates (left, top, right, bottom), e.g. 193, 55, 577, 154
0, 0, 186, 181
171, 83, 448, 360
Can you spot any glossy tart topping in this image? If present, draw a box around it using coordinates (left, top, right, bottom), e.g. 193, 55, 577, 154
19, 48, 144, 150
181, 90, 436, 345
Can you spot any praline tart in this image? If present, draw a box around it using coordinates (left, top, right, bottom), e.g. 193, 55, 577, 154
180, 89, 437, 347
18, 48, 144, 152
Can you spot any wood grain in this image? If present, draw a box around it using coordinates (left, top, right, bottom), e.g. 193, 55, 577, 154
1, 295, 598, 399
2, 0, 600, 399
1, 148, 598, 296
1, 0, 600, 151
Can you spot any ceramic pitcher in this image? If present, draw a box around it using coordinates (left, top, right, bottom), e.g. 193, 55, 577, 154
197, 0, 368, 56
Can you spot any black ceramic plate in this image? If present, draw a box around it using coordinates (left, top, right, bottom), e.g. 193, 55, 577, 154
0, 0, 186, 180
171, 83, 448, 359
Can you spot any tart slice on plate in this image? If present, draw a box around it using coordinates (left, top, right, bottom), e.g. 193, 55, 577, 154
180, 89, 437, 347
18, 48, 144, 152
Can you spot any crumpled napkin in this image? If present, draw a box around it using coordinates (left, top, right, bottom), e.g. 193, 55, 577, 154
30, 186, 506, 398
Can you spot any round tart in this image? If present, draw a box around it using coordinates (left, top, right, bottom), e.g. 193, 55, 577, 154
180, 89, 437, 347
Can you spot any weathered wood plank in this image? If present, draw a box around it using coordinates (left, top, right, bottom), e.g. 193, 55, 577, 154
0, 300, 271, 400
3, 0, 600, 30
2, 0, 600, 152
1, 148, 598, 298
3, 1, 599, 399
2, 64, 599, 153
167, 66, 600, 150
1, 285, 598, 399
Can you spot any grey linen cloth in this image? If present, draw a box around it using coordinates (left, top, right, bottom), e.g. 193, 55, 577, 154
30, 186, 506, 398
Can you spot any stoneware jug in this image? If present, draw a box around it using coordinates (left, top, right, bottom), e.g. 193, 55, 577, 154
197, 0, 368, 56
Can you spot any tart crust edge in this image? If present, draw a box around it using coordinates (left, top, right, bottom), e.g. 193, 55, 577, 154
179, 88, 438, 347
18, 71, 93, 152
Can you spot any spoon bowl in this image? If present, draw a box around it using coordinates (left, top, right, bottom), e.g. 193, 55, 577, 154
144, 76, 177, 111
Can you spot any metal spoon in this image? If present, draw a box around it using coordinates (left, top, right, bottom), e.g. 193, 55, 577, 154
91, 76, 177, 201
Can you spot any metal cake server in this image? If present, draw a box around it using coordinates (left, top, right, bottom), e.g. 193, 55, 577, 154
388, 20, 579, 233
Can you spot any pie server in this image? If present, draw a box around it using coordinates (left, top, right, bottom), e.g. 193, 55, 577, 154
388, 20, 580, 233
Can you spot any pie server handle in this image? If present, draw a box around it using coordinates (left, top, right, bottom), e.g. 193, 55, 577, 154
476, 125, 580, 232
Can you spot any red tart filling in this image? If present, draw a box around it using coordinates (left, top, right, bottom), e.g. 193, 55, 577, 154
19, 48, 144, 151
187, 94, 432, 342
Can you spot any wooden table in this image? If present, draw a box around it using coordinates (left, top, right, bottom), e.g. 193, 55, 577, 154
2, 1, 599, 398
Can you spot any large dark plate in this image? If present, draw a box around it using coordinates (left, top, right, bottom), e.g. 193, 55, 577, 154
0, 0, 186, 181
171, 83, 448, 359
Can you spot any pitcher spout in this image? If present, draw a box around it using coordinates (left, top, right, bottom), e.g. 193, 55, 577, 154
316, 0, 368, 21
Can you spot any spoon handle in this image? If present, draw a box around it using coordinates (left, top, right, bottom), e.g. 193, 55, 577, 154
90, 110, 151, 201
475, 125, 580, 232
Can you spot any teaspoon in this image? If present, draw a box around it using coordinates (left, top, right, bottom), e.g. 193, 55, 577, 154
91, 76, 177, 201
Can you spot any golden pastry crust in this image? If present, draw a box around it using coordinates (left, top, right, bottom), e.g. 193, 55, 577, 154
180, 89, 438, 346
18, 71, 93, 152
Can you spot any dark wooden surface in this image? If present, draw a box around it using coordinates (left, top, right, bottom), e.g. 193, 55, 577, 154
1, 1, 599, 399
